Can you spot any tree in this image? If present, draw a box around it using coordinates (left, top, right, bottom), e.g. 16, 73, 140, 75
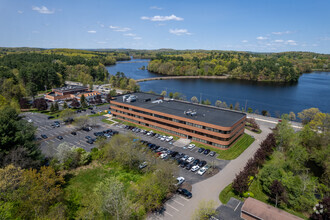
247, 107, 253, 113
234, 102, 240, 110
50, 103, 55, 112
261, 110, 269, 116
269, 180, 287, 207
221, 102, 228, 108
54, 102, 59, 111
109, 89, 117, 97
298, 108, 320, 124
74, 115, 92, 128
288, 111, 296, 121
246, 118, 260, 131
59, 109, 74, 122
94, 177, 132, 220
232, 170, 250, 194
0, 95, 8, 107
63, 101, 68, 109
160, 90, 167, 97
191, 96, 199, 104
94, 94, 102, 104
215, 100, 222, 107
229, 104, 233, 109
19, 98, 30, 109
33, 98, 48, 111
309, 112, 330, 132
71, 98, 80, 108
203, 99, 211, 105
127, 79, 140, 92
192, 200, 217, 220
106, 93, 112, 103
1, 147, 40, 169
169, 92, 173, 98
0, 106, 41, 167
80, 94, 88, 108
173, 92, 181, 100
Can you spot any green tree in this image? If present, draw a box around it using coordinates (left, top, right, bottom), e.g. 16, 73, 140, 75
192, 200, 217, 220
203, 99, 211, 105
94, 177, 132, 220
234, 102, 240, 110
298, 108, 320, 124
247, 107, 253, 113
288, 112, 296, 121
160, 90, 167, 97
54, 102, 59, 111
80, 94, 88, 108
60, 109, 74, 121
191, 96, 199, 104
173, 92, 181, 100
215, 100, 222, 107
50, 103, 55, 112
169, 92, 173, 98
63, 101, 68, 109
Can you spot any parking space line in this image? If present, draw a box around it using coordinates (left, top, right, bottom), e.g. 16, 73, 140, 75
171, 199, 184, 206
178, 195, 190, 202
164, 211, 173, 217
49, 139, 55, 143
167, 204, 179, 212
234, 202, 241, 211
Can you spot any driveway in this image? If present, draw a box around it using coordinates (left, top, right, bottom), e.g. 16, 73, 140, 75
150, 125, 271, 220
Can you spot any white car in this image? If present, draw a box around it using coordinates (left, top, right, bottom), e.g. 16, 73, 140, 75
191, 165, 200, 172
176, 177, 185, 185
160, 153, 168, 159
188, 144, 195, 149
187, 157, 194, 163
27, 119, 33, 123
160, 136, 166, 141
166, 136, 173, 142
197, 166, 208, 175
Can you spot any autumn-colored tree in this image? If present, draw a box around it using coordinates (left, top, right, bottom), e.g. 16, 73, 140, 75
269, 180, 287, 207
33, 98, 48, 111
71, 98, 80, 108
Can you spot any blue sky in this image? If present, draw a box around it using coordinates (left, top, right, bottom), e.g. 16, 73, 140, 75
0, 0, 329, 53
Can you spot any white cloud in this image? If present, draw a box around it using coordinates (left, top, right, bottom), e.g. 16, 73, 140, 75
141, 14, 183, 21
150, 6, 162, 10
32, 6, 54, 14
274, 39, 284, 43
109, 25, 131, 32
133, 37, 142, 40
17, 10, 23, 14
87, 30, 96, 34
286, 40, 297, 45
272, 31, 292, 35
256, 36, 268, 40
169, 29, 191, 36
242, 40, 248, 43
124, 33, 136, 37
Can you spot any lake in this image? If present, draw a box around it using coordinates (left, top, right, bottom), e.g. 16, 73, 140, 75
106, 59, 330, 116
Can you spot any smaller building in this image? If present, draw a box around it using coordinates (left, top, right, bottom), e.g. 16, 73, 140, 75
45, 85, 101, 102
241, 197, 302, 220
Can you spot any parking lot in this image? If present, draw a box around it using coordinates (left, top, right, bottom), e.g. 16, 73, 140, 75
114, 124, 230, 185
22, 112, 112, 156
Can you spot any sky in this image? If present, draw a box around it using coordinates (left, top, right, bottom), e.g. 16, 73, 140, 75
0, 0, 330, 53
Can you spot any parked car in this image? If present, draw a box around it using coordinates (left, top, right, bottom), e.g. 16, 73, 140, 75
181, 155, 189, 161
176, 177, 185, 185
47, 116, 54, 120
177, 188, 192, 199
71, 131, 77, 135
198, 160, 207, 167
85, 136, 92, 140
187, 157, 194, 163
41, 134, 48, 139
198, 148, 205, 153
180, 161, 189, 168
160, 136, 166, 141
187, 144, 195, 149
191, 165, 200, 172
204, 149, 210, 155
192, 159, 200, 166
57, 136, 63, 140
197, 166, 209, 175
185, 163, 193, 170
166, 136, 173, 142
86, 139, 94, 144
209, 151, 216, 157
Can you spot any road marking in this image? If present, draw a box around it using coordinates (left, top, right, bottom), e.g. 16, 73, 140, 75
49, 139, 55, 143
44, 141, 49, 144
164, 211, 173, 217
178, 195, 190, 202
167, 204, 179, 212
234, 201, 241, 211
171, 199, 184, 206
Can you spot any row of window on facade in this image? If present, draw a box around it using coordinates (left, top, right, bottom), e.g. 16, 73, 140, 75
112, 104, 243, 135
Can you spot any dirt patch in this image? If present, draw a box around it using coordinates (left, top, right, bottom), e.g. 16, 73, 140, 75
204, 167, 220, 178
181, 182, 192, 191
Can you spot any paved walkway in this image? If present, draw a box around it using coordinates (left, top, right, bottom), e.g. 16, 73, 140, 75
153, 125, 271, 220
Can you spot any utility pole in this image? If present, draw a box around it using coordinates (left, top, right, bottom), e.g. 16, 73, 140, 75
245, 100, 248, 112
200, 93, 202, 104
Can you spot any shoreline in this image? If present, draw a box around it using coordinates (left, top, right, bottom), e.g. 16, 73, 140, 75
135, 75, 229, 82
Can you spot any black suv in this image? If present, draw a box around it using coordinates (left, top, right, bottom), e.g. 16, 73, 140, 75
71, 131, 77, 135
177, 188, 192, 199
198, 148, 205, 153
204, 149, 210, 155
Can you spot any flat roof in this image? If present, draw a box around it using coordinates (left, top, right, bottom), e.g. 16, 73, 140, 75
113, 92, 246, 127
53, 85, 88, 93
241, 198, 302, 220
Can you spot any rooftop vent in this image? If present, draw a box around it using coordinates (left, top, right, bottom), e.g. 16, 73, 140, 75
123, 95, 130, 102
126, 95, 137, 103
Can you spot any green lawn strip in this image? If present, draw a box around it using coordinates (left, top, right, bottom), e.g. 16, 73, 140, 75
192, 134, 254, 160
113, 117, 179, 141
245, 126, 262, 134
28, 109, 61, 119
101, 118, 114, 124
219, 184, 244, 204
89, 112, 107, 117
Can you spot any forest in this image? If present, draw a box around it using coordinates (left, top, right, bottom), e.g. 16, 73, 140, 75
147, 51, 330, 82
0, 48, 130, 106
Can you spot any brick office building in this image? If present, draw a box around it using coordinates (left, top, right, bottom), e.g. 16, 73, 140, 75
45, 85, 100, 102
110, 92, 246, 149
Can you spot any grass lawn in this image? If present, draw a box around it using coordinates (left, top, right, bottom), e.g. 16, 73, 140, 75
113, 117, 179, 141
101, 118, 114, 124
89, 112, 107, 117
192, 134, 254, 160
28, 109, 61, 119
219, 184, 244, 204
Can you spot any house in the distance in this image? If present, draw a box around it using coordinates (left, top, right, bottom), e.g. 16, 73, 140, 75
45, 85, 101, 102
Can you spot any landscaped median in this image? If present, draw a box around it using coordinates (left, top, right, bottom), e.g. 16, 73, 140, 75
192, 134, 255, 160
